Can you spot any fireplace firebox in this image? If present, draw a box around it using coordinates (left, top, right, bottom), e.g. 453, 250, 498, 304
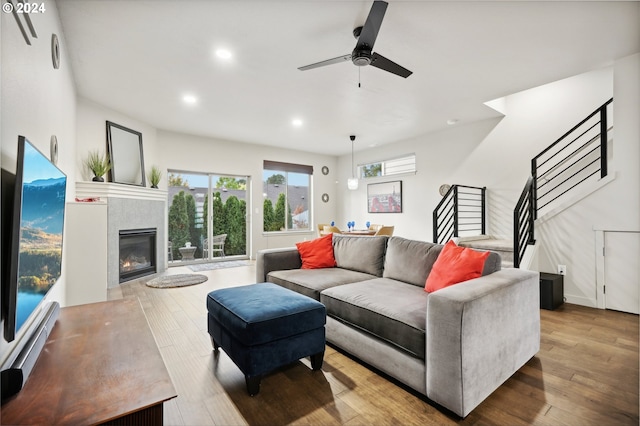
119, 228, 157, 283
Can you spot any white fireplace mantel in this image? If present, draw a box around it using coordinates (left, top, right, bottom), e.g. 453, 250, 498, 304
66, 182, 168, 302
76, 181, 167, 202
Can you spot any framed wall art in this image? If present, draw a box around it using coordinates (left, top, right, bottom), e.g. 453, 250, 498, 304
367, 181, 402, 213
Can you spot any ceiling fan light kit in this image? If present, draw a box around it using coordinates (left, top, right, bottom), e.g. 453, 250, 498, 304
298, 0, 412, 79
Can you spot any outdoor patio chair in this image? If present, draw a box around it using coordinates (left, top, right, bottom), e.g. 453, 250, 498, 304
204, 234, 227, 258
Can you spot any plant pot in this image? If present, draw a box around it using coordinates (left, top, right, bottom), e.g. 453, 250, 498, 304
92, 176, 104, 182
151, 184, 158, 189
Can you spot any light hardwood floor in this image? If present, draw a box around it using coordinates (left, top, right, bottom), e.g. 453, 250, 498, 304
109, 263, 639, 425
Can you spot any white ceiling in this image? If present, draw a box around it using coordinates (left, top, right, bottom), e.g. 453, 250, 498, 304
56, 1, 639, 156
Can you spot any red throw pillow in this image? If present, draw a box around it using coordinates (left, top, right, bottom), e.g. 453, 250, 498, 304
296, 233, 336, 269
425, 240, 490, 292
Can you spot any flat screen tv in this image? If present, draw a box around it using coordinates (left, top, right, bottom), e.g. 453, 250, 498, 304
2, 136, 67, 343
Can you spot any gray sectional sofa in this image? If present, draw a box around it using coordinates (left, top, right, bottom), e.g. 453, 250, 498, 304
256, 235, 540, 417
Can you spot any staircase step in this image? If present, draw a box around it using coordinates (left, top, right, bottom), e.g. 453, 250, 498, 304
458, 236, 514, 264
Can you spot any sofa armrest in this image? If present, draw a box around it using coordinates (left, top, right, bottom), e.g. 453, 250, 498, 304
426, 268, 540, 417
256, 247, 302, 283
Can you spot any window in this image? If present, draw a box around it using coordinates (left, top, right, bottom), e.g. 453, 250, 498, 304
263, 161, 312, 232
359, 154, 416, 179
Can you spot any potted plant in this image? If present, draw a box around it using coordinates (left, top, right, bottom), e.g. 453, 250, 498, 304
84, 150, 111, 182
148, 165, 162, 189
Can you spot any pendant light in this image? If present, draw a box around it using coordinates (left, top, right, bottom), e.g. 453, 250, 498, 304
347, 135, 358, 190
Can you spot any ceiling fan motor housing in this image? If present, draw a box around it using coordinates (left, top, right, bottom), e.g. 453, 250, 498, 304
352, 47, 372, 66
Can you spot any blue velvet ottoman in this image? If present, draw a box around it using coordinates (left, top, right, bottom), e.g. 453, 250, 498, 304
206, 282, 326, 395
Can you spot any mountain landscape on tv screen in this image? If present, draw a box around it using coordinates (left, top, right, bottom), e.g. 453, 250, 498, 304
21, 177, 66, 234
18, 176, 65, 295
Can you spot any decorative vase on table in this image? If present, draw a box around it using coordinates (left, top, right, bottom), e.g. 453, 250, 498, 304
92, 176, 104, 182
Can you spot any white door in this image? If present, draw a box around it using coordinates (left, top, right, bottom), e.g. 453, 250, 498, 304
604, 231, 640, 314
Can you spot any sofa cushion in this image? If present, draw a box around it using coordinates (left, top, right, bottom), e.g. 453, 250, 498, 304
268, 268, 376, 301
332, 234, 387, 277
425, 240, 490, 292
320, 278, 428, 359
296, 233, 336, 269
383, 237, 443, 287
481, 250, 502, 276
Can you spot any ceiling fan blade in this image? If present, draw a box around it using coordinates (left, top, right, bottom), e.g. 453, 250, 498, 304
298, 54, 351, 71
357, 1, 388, 49
370, 52, 412, 78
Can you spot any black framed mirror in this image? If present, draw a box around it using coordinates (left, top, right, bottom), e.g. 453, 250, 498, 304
106, 121, 146, 186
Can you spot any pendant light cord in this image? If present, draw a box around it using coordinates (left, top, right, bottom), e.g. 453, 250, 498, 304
351, 138, 355, 178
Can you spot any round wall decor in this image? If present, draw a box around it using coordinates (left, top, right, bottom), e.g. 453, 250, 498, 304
321, 193, 330, 203
50, 135, 58, 165
321, 166, 329, 175
51, 33, 60, 69
438, 184, 451, 197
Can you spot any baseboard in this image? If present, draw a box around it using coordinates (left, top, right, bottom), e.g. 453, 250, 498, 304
564, 295, 597, 309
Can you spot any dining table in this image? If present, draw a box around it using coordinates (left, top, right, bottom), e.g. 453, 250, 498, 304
341, 229, 377, 236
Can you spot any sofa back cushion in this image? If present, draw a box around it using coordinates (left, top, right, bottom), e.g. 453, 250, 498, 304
482, 250, 502, 276
333, 235, 387, 277
383, 237, 443, 287
383, 237, 503, 287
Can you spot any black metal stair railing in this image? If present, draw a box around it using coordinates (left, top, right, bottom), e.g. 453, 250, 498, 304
513, 177, 535, 268
433, 185, 486, 244
513, 98, 613, 267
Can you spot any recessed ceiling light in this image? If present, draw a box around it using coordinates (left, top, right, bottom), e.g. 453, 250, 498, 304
292, 118, 303, 127
183, 95, 198, 105
215, 49, 232, 60
447, 118, 459, 125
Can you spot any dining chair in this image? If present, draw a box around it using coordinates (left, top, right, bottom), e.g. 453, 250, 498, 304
317, 223, 329, 237
374, 226, 394, 236
368, 224, 383, 232
323, 225, 343, 234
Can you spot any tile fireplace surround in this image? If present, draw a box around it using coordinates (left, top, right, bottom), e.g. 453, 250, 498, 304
75, 182, 167, 288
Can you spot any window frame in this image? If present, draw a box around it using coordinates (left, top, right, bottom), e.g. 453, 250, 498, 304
358, 153, 416, 180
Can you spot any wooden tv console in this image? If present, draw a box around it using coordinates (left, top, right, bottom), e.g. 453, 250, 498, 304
2, 299, 177, 425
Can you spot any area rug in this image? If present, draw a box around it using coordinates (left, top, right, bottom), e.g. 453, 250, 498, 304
187, 260, 250, 272
146, 274, 208, 288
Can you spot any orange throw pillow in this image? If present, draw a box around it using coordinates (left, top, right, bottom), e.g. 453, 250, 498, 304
296, 233, 336, 269
425, 240, 490, 292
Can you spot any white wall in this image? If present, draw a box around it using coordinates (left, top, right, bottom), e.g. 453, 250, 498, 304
338, 62, 638, 308
535, 53, 640, 307
338, 67, 614, 241
1, 1, 77, 365
76, 97, 159, 183
156, 130, 338, 258
336, 118, 500, 242
76, 99, 340, 261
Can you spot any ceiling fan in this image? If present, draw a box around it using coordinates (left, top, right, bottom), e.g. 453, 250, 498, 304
298, 0, 412, 78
